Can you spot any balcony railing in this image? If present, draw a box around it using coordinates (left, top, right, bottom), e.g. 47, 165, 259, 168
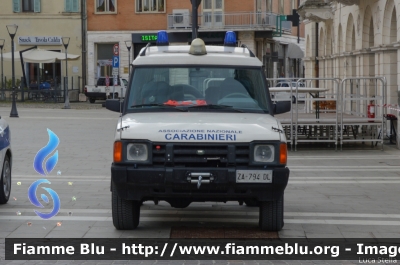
167, 12, 292, 33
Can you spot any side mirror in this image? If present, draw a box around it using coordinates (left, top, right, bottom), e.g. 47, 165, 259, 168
273, 101, 291, 115
105, 99, 123, 112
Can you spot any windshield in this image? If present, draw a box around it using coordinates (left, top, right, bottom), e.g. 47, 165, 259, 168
126, 67, 269, 113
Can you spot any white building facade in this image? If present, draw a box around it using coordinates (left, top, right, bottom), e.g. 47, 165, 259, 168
299, 0, 400, 149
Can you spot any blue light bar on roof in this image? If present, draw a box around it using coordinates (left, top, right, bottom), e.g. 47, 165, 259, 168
224, 31, 237, 47
157, 30, 169, 46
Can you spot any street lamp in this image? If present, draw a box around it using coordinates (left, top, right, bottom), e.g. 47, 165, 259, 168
124, 41, 132, 78
6, 24, 18, 118
62, 37, 70, 109
0, 39, 5, 98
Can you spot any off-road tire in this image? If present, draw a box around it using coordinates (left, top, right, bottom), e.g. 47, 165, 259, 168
259, 196, 284, 231
112, 184, 140, 230
0, 156, 11, 204
89, 98, 95, 103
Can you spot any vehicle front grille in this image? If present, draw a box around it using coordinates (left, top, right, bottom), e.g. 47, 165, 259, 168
152, 143, 249, 167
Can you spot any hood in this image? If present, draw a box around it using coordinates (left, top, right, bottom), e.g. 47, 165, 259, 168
115, 112, 284, 142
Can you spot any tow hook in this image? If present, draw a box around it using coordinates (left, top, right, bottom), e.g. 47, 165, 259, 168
187, 173, 214, 189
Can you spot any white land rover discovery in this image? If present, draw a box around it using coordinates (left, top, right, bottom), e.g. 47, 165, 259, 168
106, 31, 290, 231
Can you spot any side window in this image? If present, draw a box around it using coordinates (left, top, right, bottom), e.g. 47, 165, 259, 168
96, 0, 116, 13
282, 83, 289, 87
65, 0, 80, 12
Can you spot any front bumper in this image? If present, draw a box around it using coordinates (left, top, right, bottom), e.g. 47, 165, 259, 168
111, 165, 289, 202
85, 92, 106, 99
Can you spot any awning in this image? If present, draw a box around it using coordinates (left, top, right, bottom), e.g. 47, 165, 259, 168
3, 48, 80, 63
273, 36, 305, 59
286, 43, 304, 59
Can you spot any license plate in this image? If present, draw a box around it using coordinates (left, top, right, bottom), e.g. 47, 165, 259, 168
236, 170, 273, 183
93, 88, 100, 92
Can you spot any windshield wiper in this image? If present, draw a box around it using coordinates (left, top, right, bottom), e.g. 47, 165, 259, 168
131, 103, 187, 112
187, 104, 245, 113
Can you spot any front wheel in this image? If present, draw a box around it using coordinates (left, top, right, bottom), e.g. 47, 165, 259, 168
112, 184, 140, 230
89, 98, 96, 103
0, 156, 11, 204
259, 196, 284, 231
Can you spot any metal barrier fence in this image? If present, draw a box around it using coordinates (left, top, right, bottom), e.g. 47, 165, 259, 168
268, 77, 389, 151
340, 77, 387, 150
294, 78, 341, 151
0, 75, 82, 103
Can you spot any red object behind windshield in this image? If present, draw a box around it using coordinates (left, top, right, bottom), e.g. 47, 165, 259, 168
164, 100, 207, 106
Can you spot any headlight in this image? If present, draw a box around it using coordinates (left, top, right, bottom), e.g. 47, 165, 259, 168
127, 143, 148, 161
254, 145, 274, 162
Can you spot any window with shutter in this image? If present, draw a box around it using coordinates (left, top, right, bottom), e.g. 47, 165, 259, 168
72, 0, 79, 12
65, 0, 72, 12
12, 0, 21, 12
65, 0, 79, 12
20, 0, 40, 12
34, 0, 41, 12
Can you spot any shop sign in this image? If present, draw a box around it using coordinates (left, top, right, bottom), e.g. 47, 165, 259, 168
141, 34, 158, 42
18, 36, 62, 45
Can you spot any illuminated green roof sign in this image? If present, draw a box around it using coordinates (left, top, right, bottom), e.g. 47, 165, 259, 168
141, 35, 157, 42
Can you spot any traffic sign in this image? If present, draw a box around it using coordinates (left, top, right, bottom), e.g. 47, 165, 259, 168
112, 67, 119, 76
112, 56, 119, 68
113, 44, 119, 56
113, 75, 118, 86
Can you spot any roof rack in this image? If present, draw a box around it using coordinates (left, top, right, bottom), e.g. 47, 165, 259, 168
140, 42, 152, 56
241, 44, 255, 57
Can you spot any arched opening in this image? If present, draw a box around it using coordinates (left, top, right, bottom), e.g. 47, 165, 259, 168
306, 34, 312, 78
361, 6, 375, 101
319, 27, 325, 82
345, 14, 357, 78
338, 24, 343, 54
326, 25, 333, 82
345, 14, 354, 52
390, 9, 397, 43
326, 25, 332, 56
363, 6, 373, 49
383, 0, 397, 44
319, 28, 325, 56
338, 24, 344, 78
383, 0, 398, 121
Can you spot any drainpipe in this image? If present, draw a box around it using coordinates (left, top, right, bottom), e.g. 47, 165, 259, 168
297, 0, 300, 44
81, 0, 87, 91
297, 0, 300, 77
315, 22, 319, 87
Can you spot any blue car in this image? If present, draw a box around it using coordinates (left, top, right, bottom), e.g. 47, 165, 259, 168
0, 118, 12, 204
